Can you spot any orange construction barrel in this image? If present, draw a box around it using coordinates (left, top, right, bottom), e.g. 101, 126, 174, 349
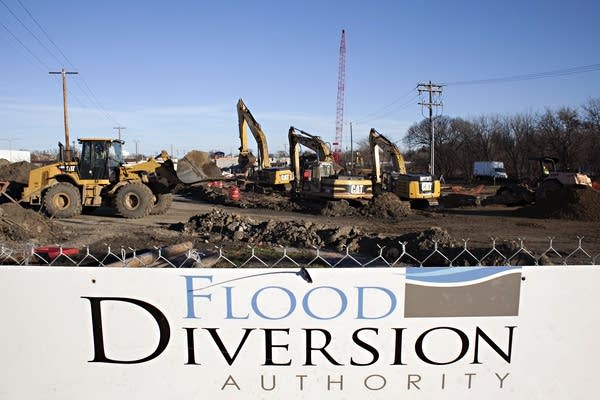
229, 185, 240, 201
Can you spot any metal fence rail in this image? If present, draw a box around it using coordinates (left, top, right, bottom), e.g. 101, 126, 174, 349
1, 236, 598, 267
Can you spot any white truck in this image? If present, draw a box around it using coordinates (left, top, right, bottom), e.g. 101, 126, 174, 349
473, 161, 508, 180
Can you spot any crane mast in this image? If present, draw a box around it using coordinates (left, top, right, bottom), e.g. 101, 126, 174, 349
333, 29, 346, 164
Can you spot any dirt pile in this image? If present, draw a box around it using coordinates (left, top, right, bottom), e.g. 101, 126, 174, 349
0, 161, 31, 203
483, 183, 535, 206
365, 193, 412, 219
519, 187, 600, 221
440, 193, 480, 208
314, 195, 411, 219
183, 186, 298, 212
185, 186, 413, 220
0, 161, 31, 184
0, 203, 67, 245
172, 208, 453, 258
174, 208, 347, 249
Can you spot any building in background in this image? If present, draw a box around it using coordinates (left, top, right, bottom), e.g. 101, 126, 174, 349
0, 150, 30, 163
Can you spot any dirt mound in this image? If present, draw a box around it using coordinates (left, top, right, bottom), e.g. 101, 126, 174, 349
0, 203, 67, 245
0, 161, 31, 184
183, 186, 298, 212
519, 187, 600, 221
366, 193, 412, 219
440, 193, 480, 208
0, 161, 31, 203
184, 186, 414, 220
172, 209, 452, 258
320, 199, 357, 217
175, 209, 334, 248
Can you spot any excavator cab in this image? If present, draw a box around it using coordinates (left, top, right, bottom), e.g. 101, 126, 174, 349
289, 127, 372, 200
78, 139, 124, 182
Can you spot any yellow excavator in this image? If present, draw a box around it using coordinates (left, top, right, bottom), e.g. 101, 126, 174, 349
237, 98, 293, 192
289, 126, 372, 201
369, 128, 440, 208
19, 138, 222, 219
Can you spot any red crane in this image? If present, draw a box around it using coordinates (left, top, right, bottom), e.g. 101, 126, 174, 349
333, 29, 346, 164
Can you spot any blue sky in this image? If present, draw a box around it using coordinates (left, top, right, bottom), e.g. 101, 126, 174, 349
1, 0, 599, 156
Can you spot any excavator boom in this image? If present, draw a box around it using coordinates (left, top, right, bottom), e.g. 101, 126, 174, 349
369, 128, 440, 207
369, 129, 407, 181
235, 99, 293, 191
237, 98, 271, 170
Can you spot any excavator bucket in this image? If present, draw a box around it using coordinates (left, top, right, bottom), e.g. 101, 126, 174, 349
176, 151, 224, 184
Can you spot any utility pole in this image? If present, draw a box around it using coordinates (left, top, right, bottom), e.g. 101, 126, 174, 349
417, 81, 443, 176
113, 126, 126, 141
133, 140, 140, 161
49, 68, 78, 161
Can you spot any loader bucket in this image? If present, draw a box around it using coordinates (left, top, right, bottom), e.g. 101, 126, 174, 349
176, 150, 224, 184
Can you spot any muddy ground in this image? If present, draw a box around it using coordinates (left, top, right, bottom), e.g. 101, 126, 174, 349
1, 156, 599, 264
1, 184, 599, 265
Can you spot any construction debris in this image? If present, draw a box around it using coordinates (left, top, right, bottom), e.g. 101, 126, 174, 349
173, 208, 446, 257
104, 241, 194, 268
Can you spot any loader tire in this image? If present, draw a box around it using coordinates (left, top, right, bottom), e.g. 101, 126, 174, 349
44, 182, 82, 219
115, 183, 153, 219
150, 193, 173, 215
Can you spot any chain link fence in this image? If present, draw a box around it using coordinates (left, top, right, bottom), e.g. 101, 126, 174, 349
1, 236, 598, 267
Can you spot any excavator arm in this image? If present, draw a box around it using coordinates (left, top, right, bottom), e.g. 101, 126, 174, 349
369, 128, 407, 183
369, 128, 440, 206
237, 98, 271, 171
288, 126, 335, 188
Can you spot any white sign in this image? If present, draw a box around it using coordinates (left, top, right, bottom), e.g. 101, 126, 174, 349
0, 266, 598, 399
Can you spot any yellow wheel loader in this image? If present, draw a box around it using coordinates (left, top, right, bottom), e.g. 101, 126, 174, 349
20, 138, 221, 219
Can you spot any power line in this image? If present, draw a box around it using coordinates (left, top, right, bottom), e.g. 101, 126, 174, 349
353, 92, 420, 125
15, 0, 74, 68
2, 0, 120, 125
352, 86, 417, 124
443, 63, 600, 86
0, 20, 51, 71
14, 0, 118, 124
0, 0, 65, 66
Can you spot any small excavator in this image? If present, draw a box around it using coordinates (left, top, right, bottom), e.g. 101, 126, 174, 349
236, 98, 293, 192
18, 138, 222, 219
289, 126, 372, 201
369, 128, 440, 208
